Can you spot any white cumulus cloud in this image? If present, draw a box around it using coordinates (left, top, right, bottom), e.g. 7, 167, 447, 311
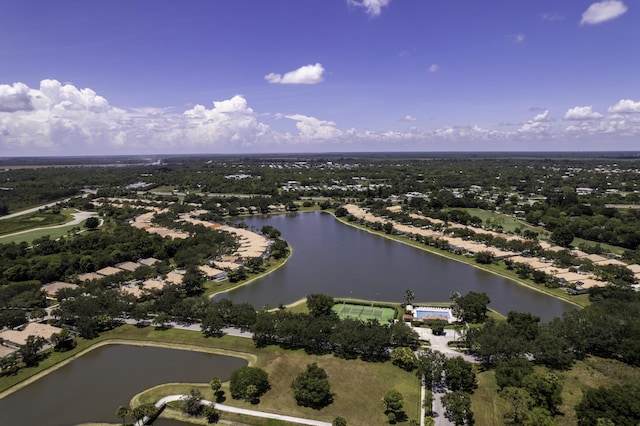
285, 114, 342, 139
564, 106, 604, 120
608, 99, 640, 113
532, 110, 552, 122
265, 63, 325, 85
401, 115, 417, 122
428, 64, 440, 73
347, 0, 391, 17
581, 0, 628, 25
0, 82, 35, 112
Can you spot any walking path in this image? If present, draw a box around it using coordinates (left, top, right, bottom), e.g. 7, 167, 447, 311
141, 394, 332, 426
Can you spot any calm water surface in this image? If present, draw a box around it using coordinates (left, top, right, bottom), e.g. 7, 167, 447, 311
218, 212, 577, 321
0, 344, 246, 426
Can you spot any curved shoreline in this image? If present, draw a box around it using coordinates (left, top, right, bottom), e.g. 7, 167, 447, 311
207, 244, 293, 300
328, 210, 585, 310
0, 339, 255, 400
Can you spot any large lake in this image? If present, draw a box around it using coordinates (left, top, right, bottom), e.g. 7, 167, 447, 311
0, 344, 246, 426
217, 211, 577, 321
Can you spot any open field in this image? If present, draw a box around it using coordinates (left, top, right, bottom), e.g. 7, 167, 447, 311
332, 302, 396, 323
0, 325, 421, 426
456, 208, 547, 236
0, 208, 72, 235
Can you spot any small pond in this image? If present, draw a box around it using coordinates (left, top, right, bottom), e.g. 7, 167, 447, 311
0, 344, 246, 426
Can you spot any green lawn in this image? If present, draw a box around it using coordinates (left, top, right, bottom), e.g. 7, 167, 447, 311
454, 208, 547, 237
0, 208, 73, 236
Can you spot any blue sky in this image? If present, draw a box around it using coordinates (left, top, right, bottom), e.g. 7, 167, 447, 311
1, 0, 638, 155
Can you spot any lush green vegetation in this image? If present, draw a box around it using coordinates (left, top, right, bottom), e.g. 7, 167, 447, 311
2, 153, 640, 425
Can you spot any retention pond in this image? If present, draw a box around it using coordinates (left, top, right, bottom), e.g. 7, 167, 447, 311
0, 344, 246, 426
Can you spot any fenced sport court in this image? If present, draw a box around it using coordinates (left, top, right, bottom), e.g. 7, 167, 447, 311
332, 303, 396, 323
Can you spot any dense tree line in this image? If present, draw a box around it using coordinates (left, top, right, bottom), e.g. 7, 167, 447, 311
462, 286, 640, 424
251, 295, 418, 362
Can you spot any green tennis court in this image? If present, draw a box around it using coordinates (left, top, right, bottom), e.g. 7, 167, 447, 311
332, 303, 396, 323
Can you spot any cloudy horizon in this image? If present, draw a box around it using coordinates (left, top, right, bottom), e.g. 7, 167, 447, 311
1, 1, 638, 156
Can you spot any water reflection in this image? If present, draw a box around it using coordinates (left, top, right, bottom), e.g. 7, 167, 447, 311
0, 344, 246, 426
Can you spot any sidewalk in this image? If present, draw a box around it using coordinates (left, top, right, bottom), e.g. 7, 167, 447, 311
154, 394, 332, 426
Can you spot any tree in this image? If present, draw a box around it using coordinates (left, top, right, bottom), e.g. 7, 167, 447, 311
474, 250, 495, 265
501, 387, 534, 425
550, 226, 575, 248
576, 383, 640, 426
383, 222, 394, 234
441, 391, 474, 425
229, 366, 270, 401
85, 216, 99, 230
390, 347, 418, 371
132, 403, 157, 422
306, 293, 335, 317
403, 289, 415, 305
116, 405, 131, 426
452, 291, 490, 323
51, 327, 75, 352
19, 335, 46, 367
444, 357, 477, 393
210, 376, 222, 395
183, 388, 203, 416
416, 348, 446, 388
494, 358, 534, 389
203, 404, 219, 423
383, 389, 404, 413
245, 384, 259, 403
333, 416, 347, 426
202, 311, 225, 337
291, 363, 333, 409
522, 372, 562, 414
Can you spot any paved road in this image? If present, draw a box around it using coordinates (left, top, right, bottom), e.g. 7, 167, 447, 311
413, 326, 472, 426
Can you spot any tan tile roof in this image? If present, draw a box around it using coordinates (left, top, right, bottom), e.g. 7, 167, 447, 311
41, 282, 79, 297
0, 323, 62, 346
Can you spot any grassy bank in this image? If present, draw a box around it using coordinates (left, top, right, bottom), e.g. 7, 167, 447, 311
204, 251, 291, 300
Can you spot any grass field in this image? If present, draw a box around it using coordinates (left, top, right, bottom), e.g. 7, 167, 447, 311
0, 208, 72, 236
332, 302, 396, 323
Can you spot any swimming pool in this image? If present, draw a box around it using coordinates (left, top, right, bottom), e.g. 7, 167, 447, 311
413, 307, 455, 323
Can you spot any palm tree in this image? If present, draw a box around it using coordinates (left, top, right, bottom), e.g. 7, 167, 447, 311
116, 405, 131, 426
403, 289, 415, 306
